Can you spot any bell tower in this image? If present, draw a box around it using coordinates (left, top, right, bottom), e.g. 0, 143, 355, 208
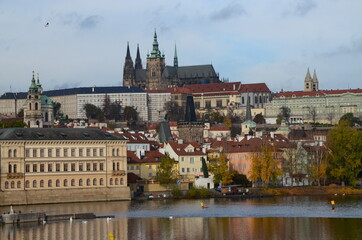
146, 30, 165, 90
304, 68, 313, 92
24, 71, 43, 128
123, 42, 135, 87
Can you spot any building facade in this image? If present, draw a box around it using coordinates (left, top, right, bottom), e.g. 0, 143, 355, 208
123, 31, 220, 90
0, 128, 130, 203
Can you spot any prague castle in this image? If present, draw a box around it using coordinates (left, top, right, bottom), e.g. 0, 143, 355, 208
123, 31, 221, 90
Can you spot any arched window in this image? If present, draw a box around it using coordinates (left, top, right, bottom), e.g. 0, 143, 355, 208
86, 178, 91, 186
113, 162, 115, 170
11, 181, 15, 189
100, 178, 104, 185
112, 149, 115, 156
14, 150, 17, 158
64, 179, 68, 187
33, 180, 37, 188
115, 178, 119, 185
13, 164, 17, 173
45, 112, 49, 122
120, 178, 123, 185
8, 164, 12, 173
40, 180, 44, 187
71, 179, 75, 186
17, 181, 21, 188
79, 179, 83, 186
5, 181, 9, 189
25, 180, 29, 188
116, 149, 119, 156
117, 162, 120, 170
93, 178, 97, 185
35, 102, 38, 110
36, 120, 39, 126
56, 179, 60, 187
8, 149, 12, 158
48, 180, 52, 187
29, 103, 32, 110
110, 178, 113, 185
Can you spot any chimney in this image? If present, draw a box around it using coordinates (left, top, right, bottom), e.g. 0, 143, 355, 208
177, 139, 184, 144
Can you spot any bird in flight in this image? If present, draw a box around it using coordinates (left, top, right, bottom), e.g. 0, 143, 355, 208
44, 22, 49, 27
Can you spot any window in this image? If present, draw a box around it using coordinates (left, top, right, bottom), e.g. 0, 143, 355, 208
25, 180, 29, 188
87, 163, 91, 171
56, 179, 60, 187
87, 179, 91, 186
205, 101, 211, 109
56, 149, 60, 157
242, 97, 245, 104
187, 168, 190, 173
8, 164, 12, 173
181, 157, 184, 162
182, 168, 185, 173
40, 180, 44, 188
120, 178, 123, 185
40, 149, 44, 157
40, 164, 45, 172
48, 149, 52, 157
5, 181, 9, 189
26, 164, 30, 172
17, 181, 21, 188
56, 163, 60, 172
71, 163, 76, 171
115, 178, 119, 185
33, 164, 37, 172
148, 173, 152, 177
93, 149, 97, 156
86, 149, 90, 157
112, 149, 115, 156
71, 149, 75, 157
100, 178, 104, 185
63, 149, 68, 157
33, 180, 37, 188
116, 149, 119, 156
79, 163, 83, 171
194, 102, 200, 109
93, 163, 97, 171
148, 165, 152, 169
113, 162, 116, 170
100, 149, 104, 156
71, 179, 75, 186
64, 179, 68, 187
117, 162, 120, 170
13, 150, 17, 158
190, 157, 194, 164
79, 179, 83, 186
33, 149, 37, 157
93, 178, 97, 185
48, 180, 52, 187
26, 149, 30, 158
11, 181, 15, 189
216, 100, 222, 108
255, 96, 258, 104
63, 163, 68, 171
48, 164, 53, 172
100, 163, 104, 171
79, 149, 83, 157
110, 178, 113, 185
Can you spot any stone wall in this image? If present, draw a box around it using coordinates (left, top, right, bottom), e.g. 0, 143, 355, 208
0, 187, 130, 206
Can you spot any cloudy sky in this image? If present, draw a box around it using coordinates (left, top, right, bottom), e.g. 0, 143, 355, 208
1, 0, 361, 94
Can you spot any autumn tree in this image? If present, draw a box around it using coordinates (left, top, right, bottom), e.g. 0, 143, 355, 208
123, 106, 138, 121
282, 143, 307, 186
208, 153, 234, 186
223, 116, 232, 129
155, 155, 178, 186
327, 120, 362, 186
249, 142, 282, 187
339, 113, 359, 126
308, 146, 328, 186
253, 113, 266, 124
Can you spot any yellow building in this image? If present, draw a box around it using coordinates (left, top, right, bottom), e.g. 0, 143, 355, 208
0, 128, 130, 205
127, 150, 165, 180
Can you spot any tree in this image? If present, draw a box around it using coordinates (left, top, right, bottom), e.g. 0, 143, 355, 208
339, 113, 359, 126
208, 153, 234, 186
308, 146, 328, 186
279, 106, 291, 124
102, 94, 112, 120
52, 101, 62, 119
155, 155, 178, 185
223, 116, 232, 129
109, 101, 123, 121
123, 106, 138, 122
83, 103, 104, 121
327, 111, 335, 125
164, 101, 185, 121
249, 142, 282, 186
253, 113, 266, 124
231, 172, 250, 187
282, 143, 307, 186
0, 120, 26, 128
308, 107, 317, 124
327, 120, 362, 186
201, 157, 209, 178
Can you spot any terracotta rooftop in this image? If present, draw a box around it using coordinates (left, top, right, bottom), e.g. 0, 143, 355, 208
166, 141, 206, 156
127, 150, 164, 163
115, 132, 150, 143
275, 89, 362, 98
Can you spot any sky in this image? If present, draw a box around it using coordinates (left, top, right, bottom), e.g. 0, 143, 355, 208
0, 0, 361, 94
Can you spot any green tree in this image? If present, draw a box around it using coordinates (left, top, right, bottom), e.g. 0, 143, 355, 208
308, 146, 328, 186
327, 120, 362, 186
155, 155, 178, 185
208, 153, 234, 186
0, 120, 26, 128
201, 157, 209, 178
231, 172, 250, 187
279, 106, 291, 124
123, 106, 138, 121
253, 113, 266, 124
339, 113, 359, 126
249, 142, 282, 186
83, 103, 104, 121
102, 94, 112, 120
109, 101, 122, 121
52, 101, 62, 119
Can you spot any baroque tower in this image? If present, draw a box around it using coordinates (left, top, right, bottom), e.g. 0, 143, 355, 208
123, 42, 135, 87
24, 71, 43, 128
146, 30, 166, 90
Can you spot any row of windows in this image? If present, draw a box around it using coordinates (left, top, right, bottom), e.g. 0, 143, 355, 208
25, 148, 121, 158
24, 162, 105, 173
181, 167, 202, 173
4, 178, 124, 189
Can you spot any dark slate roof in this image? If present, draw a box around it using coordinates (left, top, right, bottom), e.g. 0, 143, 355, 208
0, 128, 126, 141
0, 86, 145, 99
135, 69, 146, 83
162, 65, 217, 79
158, 121, 173, 143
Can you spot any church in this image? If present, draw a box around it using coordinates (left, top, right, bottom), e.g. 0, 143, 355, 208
123, 31, 221, 90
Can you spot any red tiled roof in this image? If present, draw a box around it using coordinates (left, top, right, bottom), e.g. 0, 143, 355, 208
184, 82, 241, 94
147, 87, 192, 94
169, 121, 178, 127
127, 172, 142, 183
239, 83, 270, 93
115, 132, 150, 143
127, 150, 164, 163
210, 126, 230, 131
166, 141, 206, 156
275, 89, 362, 98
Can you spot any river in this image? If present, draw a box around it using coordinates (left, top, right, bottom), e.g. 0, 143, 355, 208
1, 196, 362, 240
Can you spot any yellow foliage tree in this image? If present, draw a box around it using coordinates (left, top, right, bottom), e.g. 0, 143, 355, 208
208, 153, 234, 186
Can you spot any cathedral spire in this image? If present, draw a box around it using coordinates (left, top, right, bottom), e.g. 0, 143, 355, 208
149, 29, 162, 58
174, 44, 178, 68
312, 69, 318, 82
126, 42, 131, 59
246, 94, 252, 121
304, 68, 312, 82
135, 44, 143, 69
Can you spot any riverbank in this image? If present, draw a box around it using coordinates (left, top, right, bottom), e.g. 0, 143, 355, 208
260, 186, 362, 196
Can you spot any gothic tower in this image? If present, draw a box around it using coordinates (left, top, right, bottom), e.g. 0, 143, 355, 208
24, 71, 43, 128
146, 30, 166, 90
123, 42, 135, 87
135, 44, 143, 70
174, 44, 178, 68
312, 69, 319, 91
304, 68, 313, 92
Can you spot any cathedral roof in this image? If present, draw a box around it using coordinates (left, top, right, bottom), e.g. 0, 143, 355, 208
135, 69, 146, 83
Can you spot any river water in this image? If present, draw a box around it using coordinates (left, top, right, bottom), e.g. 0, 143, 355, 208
1, 196, 362, 240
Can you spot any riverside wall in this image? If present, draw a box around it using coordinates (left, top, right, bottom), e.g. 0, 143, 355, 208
0, 187, 131, 206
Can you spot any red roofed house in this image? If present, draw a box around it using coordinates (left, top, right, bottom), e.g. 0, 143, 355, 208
127, 150, 165, 180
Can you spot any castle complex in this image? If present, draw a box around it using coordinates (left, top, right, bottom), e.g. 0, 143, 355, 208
123, 31, 221, 90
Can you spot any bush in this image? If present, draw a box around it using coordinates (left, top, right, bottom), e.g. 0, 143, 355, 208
186, 187, 211, 198
171, 187, 183, 198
